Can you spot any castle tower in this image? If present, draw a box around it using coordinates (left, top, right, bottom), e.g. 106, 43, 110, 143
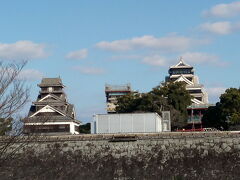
24, 78, 80, 134
105, 84, 132, 113
166, 57, 208, 105
166, 58, 210, 126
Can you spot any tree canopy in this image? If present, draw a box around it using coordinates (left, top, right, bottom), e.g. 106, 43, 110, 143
202, 87, 240, 130
80, 123, 91, 134
116, 81, 192, 129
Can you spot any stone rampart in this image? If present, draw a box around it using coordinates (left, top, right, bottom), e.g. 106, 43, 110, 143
4, 131, 240, 156
1, 132, 240, 179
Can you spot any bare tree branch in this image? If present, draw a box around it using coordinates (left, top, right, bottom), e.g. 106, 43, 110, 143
0, 61, 31, 164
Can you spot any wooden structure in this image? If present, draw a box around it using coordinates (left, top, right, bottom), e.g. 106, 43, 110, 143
24, 78, 80, 134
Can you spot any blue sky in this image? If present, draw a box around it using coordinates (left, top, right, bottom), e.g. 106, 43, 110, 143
0, 1, 239, 122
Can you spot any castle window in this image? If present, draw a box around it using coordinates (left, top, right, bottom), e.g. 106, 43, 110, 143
48, 87, 53, 92
75, 125, 79, 132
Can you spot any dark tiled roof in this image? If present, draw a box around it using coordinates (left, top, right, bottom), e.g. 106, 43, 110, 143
66, 104, 74, 117
33, 102, 67, 106
24, 116, 80, 124
39, 78, 63, 86
28, 104, 75, 119
36, 93, 67, 103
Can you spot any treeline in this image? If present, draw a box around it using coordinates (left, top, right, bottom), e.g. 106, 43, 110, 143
116, 82, 240, 130
202, 88, 240, 130
116, 82, 192, 129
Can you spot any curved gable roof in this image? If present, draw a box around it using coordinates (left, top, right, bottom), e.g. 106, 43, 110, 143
175, 75, 194, 85
170, 57, 192, 68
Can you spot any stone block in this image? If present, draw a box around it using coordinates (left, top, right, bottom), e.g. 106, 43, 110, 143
234, 144, 240, 149
225, 146, 231, 152
191, 144, 197, 149
221, 143, 228, 149
186, 140, 193, 145
203, 150, 208, 156
233, 139, 239, 144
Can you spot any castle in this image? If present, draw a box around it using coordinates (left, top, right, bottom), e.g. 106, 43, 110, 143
165, 57, 210, 126
24, 58, 210, 134
24, 78, 80, 134
165, 57, 208, 105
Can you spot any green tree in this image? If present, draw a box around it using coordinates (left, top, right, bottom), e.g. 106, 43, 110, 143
116, 92, 168, 114
202, 103, 227, 129
151, 82, 192, 128
220, 88, 240, 125
202, 87, 240, 130
116, 92, 141, 113
80, 123, 91, 134
152, 82, 192, 118
116, 82, 192, 129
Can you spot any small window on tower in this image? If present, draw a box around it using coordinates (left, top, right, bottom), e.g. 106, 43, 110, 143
48, 87, 53, 92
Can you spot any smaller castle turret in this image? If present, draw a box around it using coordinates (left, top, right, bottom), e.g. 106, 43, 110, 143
105, 84, 132, 113
24, 78, 81, 134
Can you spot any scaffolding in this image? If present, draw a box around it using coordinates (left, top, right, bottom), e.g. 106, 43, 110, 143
105, 83, 131, 92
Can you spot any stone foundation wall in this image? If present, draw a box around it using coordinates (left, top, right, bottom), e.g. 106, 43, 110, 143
9, 132, 240, 157
1, 132, 240, 179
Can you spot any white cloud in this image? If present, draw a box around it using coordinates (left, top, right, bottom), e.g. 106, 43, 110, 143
0, 66, 44, 81
206, 87, 226, 103
95, 35, 208, 52
141, 55, 170, 67
181, 52, 225, 65
0, 41, 48, 60
74, 66, 105, 75
207, 87, 226, 96
17, 69, 44, 81
200, 21, 231, 34
203, 1, 240, 18
200, 21, 240, 35
140, 52, 226, 67
109, 55, 141, 61
66, 48, 88, 60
